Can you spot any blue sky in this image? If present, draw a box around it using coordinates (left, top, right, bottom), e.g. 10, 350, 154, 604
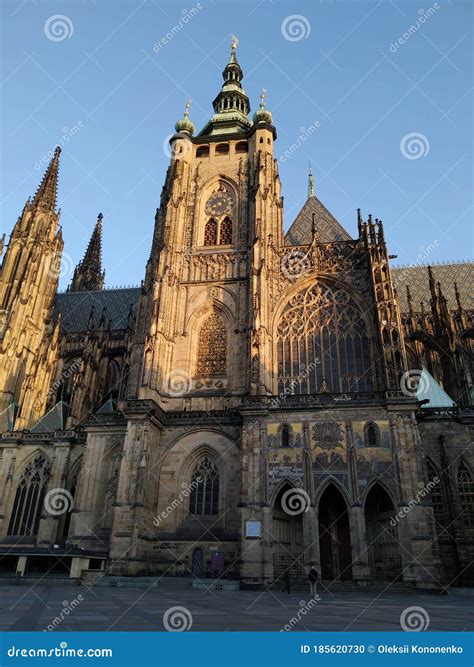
1, 0, 472, 289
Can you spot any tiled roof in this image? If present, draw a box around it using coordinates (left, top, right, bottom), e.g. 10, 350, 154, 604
392, 262, 473, 312
285, 196, 352, 245
54, 287, 141, 333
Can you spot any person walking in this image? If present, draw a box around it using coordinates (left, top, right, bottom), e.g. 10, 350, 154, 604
308, 565, 319, 597
282, 568, 291, 595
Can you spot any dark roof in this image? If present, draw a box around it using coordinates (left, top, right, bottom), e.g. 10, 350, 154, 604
54, 287, 141, 333
285, 196, 352, 245
392, 262, 473, 312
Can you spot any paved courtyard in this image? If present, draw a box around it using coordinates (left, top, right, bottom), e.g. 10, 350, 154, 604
0, 583, 472, 632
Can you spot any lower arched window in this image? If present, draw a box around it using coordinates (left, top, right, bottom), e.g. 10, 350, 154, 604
426, 460, 446, 531
280, 424, 292, 448
364, 422, 380, 447
7, 454, 52, 536
457, 462, 474, 528
189, 457, 219, 515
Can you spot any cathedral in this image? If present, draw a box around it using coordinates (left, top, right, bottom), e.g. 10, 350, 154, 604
0, 43, 473, 589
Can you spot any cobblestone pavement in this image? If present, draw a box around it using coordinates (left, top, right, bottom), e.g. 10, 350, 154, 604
0, 584, 472, 632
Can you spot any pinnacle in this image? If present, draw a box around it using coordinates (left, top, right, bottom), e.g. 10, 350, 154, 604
32, 146, 61, 212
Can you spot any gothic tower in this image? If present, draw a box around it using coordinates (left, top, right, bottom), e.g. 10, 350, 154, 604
0, 147, 63, 429
129, 39, 281, 407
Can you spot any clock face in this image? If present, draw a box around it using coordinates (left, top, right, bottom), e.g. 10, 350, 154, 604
205, 191, 233, 216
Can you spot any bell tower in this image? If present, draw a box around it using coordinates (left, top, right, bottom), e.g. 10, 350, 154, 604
129, 40, 282, 409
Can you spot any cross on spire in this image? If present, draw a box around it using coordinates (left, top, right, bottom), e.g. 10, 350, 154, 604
308, 162, 315, 198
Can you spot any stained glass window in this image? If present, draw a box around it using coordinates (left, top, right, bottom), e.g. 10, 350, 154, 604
276, 282, 373, 395
7, 454, 52, 536
204, 218, 218, 246
189, 457, 219, 515
196, 313, 227, 376
426, 460, 446, 532
457, 462, 474, 528
219, 217, 233, 245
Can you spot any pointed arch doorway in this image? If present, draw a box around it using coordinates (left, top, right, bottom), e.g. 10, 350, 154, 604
318, 483, 353, 580
365, 484, 402, 581
272, 485, 305, 585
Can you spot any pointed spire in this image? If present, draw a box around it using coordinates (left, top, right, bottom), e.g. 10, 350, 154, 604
308, 162, 315, 198
68, 213, 105, 292
32, 146, 61, 212
406, 285, 414, 317
357, 208, 363, 237
198, 37, 251, 136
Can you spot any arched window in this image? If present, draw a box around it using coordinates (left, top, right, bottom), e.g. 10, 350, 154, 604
104, 359, 120, 401
426, 460, 445, 531
196, 313, 227, 376
219, 217, 232, 245
196, 145, 209, 158
189, 457, 219, 515
457, 462, 474, 528
7, 453, 52, 536
204, 218, 218, 246
364, 422, 379, 447
280, 424, 292, 448
276, 282, 373, 395
235, 141, 248, 153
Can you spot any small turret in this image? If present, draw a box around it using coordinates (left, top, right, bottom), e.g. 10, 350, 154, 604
253, 89, 273, 126
175, 100, 195, 136
69, 213, 105, 292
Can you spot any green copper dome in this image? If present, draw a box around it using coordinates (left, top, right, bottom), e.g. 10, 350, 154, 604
253, 90, 273, 125
175, 101, 195, 135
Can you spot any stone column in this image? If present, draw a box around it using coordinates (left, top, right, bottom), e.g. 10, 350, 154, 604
71, 429, 116, 549
238, 410, 268, 588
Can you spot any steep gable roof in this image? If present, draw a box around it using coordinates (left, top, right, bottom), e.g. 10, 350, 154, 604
285, 196, 352, 246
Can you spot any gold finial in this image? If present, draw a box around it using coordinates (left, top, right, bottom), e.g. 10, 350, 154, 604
260, 88, 267, 109
184, 99, 191, 117
231, 34, 239, 49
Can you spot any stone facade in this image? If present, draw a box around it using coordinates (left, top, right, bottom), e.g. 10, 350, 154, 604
0, 45, 473, 588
